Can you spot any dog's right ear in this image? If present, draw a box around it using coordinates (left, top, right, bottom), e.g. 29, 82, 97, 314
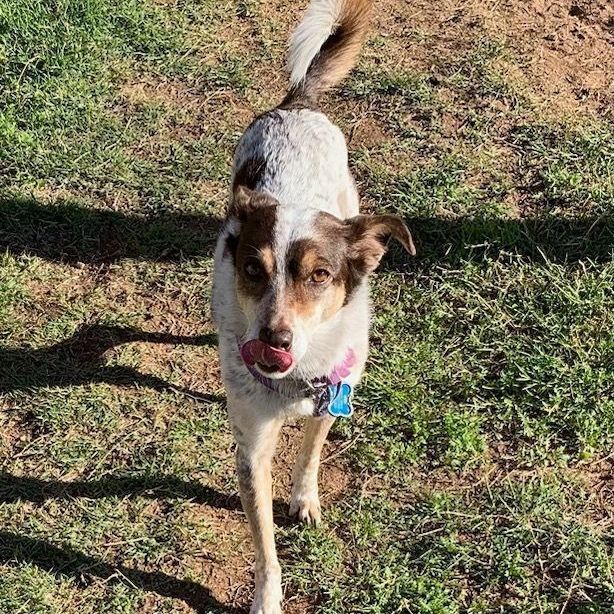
228, 185, 277, 221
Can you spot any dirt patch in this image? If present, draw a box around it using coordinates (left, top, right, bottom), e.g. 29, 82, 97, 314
119, 79, 203, 109
489, 0, 612, 113
374, 0, 613, 116
567, 456, 614, 527
195, 507, 252, 610
348, 116, 395, 148
285, 595, 317, 614
20, 266, 101, 320
271, 423, 354, 509
116, 76, 254, 148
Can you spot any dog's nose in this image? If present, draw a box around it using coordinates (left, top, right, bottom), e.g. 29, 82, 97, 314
259, 327, 293, 351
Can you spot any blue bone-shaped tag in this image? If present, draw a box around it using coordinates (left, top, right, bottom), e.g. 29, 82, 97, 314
327, 383, 353, 418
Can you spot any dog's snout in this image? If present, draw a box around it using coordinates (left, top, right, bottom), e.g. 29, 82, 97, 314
259, 326, 293, 351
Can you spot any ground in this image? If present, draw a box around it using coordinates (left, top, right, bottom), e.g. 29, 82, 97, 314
0, 0, 613, 612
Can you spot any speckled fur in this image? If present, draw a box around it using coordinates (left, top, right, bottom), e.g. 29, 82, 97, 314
211, 2, 373, 612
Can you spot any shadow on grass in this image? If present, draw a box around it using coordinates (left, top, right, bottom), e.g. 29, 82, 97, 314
401, 214, 614, 265
0, 473, 245, 611
0, 471, 297, 529
0, 196, 222, 263
0, 324, 222, 401
0, 531, 240, 613
1, 195, 613, 266
0, 472, 241, 509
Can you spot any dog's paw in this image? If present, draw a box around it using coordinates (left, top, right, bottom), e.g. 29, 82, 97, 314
289, 488, 322, 525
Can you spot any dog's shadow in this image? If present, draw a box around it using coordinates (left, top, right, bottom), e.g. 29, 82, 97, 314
0, 323, 222, 402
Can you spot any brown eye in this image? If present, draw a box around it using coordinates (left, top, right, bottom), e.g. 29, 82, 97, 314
311, 269, 331, 284
244, 259, 263, 280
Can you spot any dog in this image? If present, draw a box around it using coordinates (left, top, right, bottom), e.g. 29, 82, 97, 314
212, 0, 415, 611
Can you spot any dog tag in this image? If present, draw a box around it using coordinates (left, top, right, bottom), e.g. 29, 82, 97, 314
327, 383, 353, 418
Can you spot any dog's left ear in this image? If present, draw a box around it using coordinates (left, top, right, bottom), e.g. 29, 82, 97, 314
346, 214, 416, 273
228, 185, 276, 221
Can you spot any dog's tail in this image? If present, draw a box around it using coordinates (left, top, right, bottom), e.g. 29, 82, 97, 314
284, 0, 372, 105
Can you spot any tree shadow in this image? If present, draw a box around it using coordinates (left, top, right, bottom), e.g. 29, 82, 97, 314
0, 195, 222, 264
0, 323, 222, 401
0, 531, 241, 613
385, 214, 614, 268
0, 472, 241, 510
1, 194, 612, 267
0, 473, 245, 611
0, 472, 304, 613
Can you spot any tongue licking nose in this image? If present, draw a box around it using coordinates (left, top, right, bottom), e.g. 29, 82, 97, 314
240, 339, 294, 373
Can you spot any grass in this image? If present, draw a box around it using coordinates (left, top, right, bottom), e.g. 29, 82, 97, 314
1, 0, 613, 612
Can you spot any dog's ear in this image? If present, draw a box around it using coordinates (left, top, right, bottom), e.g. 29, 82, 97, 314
228, 185, 276, 220
228, 185, 255, 220
346, 214, 415, 273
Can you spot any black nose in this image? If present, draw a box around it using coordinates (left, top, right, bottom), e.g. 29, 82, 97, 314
259, 327, 293, 351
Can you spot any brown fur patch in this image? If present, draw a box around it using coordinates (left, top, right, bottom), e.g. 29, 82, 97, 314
311, 213, 364, 304
228, 185, 277, 221
233, 197, 278, 301
259, 245, 275, 276
285, 239, 334, 318
322, 282, 348, 320
284, 215, 357, 319
232, 156, 266, 192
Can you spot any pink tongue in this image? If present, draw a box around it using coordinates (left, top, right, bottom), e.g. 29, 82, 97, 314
240, 340, 294, 372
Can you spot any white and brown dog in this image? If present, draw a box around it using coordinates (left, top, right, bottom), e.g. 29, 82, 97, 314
212, 0, 414, 611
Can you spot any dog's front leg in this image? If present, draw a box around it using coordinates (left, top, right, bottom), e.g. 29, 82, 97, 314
290, 415, 335, 525
233, 411, 284, 614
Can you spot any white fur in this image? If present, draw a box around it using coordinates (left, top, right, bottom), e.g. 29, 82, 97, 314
288, 0, 344, 86
233, 109, 355, 217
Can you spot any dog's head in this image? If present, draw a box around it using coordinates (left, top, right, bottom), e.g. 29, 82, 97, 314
225, 184, 415, 378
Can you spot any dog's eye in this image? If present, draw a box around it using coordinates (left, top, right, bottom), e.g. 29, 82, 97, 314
244, 259, 264, 280
310, 269, 331, 284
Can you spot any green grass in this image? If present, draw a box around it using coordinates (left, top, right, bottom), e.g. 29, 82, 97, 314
350, 260, 614, 473
282, 473, 613, 614
1, 0, 613, 612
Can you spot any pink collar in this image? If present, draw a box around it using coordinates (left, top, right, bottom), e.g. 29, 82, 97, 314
325, 348, 356, 384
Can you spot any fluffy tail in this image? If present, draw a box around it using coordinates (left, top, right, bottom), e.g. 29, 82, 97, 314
285, 0, 372, 104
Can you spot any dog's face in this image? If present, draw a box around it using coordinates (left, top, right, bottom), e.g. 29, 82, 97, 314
226, 186, 415, 378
